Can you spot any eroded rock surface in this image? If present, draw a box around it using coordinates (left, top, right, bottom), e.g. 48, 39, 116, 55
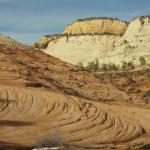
0, 37, 150, 149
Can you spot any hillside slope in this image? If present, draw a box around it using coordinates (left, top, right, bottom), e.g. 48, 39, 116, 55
1, 36, 150, 149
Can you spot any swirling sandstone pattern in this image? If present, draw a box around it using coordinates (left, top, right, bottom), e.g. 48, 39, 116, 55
0, 85, 148, 149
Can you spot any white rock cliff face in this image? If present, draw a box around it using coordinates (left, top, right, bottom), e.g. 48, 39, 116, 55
108, 16, 150, 65
36, 16, 150, 66
45, 35, 120, 65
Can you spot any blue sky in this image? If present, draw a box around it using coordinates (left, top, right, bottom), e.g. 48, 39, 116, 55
0, 0, 150, 45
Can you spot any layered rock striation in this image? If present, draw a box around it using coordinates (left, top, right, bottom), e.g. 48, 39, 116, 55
63, 17, 128, 35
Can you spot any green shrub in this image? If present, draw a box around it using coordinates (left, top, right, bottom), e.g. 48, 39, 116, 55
100, 63, 119, 71
95, 59, 99, 70
124, 40, 128, 43
86, 59, 99, 71
78, 60, 120, 72
108, 63, 119, 71
139, 56, 146, 66
121, 61, 135, 71
101, 63, 108, 71
128, 62, 135, 70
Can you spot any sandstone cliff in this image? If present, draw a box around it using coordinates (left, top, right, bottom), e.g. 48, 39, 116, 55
35, 16, 150, 66
63, 17, 128, 35
106, 16, 150, 65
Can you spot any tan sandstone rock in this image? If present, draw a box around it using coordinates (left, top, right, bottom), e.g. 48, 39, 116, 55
63, 17, 128, 36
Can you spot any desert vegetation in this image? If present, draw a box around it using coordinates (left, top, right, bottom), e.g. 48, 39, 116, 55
78, 59, 136, 72
121, 61, 135, 70
76, 17, 128, 24
139, 56, 146, 66
78, 56, 148, 73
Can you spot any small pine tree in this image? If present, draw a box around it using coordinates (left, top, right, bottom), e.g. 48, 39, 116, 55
86, 59, 99, 71
111, 63, 119, 71
100, 63, 119, 71
101, 63, 108, 71
86, 61, 95, 71
128, 62, 135, 70
95, 59, 99, 71
121, 61, 128, 71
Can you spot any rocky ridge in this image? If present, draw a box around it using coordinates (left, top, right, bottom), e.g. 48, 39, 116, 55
63, 17, 128, 35
35, 16, 150, 66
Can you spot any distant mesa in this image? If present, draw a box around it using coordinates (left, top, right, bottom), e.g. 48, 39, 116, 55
63, 17, 128, 36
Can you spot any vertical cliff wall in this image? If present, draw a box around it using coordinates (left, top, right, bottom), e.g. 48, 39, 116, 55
45, 34, 120, 65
